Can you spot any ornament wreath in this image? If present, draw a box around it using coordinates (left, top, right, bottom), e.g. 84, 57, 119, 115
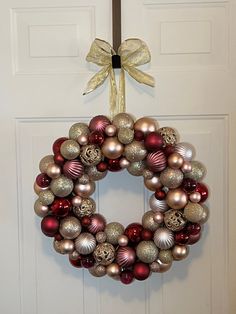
34, 113, 209, 284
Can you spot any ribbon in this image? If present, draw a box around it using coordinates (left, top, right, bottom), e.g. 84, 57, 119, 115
83, 38, 155, 118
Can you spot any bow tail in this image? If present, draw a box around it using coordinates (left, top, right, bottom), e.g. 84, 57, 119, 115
118, 68, 126, 115
109, 67, 118, 119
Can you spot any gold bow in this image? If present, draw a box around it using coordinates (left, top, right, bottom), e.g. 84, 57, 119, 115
83, 38, 155, 118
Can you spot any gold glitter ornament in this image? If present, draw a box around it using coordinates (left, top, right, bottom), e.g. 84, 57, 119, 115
75, 232, 96, 255
142, 210, 160, 231
96, 231, 107, 243
158, 250, 173, 264
105, 222, 124, 245
34, 182, 49, 195
69, 122, 90, 140
39, 155, 54, 173
73, 197, 96, 218
112, 112, 135, 129
184, 161, 206, 182
93, 242, 116, 266
34, 199, 49, 217
53, 239, 74, 254
158, 127, 178, 146
136, 241, 159, 263
143, 169, 154, 180
89, 265, 107, 277
60, 140, 80, 160
69, 250, 80, 260
78, 174, 90, 184
117, 128, 134, 144
86, 165, 107, 181
38, 190, 55, 206
184, 202, 204, 223
199, 205, 209, 224
59, 216, 82, 239
124, 141, 147, 162
50, 175, 73, 197
164, 209, 186, 231
80, 144, 102, 166
160, 167, 183, 189
127, 161, 146, 176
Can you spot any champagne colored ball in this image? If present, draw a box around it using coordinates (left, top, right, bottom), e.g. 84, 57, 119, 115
95, 231, 107, 243
134, 117, 159, 135
112, 113, 135, 129
53, 239, 74, 254
118, 235, 129, 246
144, 175, 162, 191
160, 167, 183, 189
181, 161, 192, 173
184, 202, 204, 223
106, 263, 121, 277
74, 180, 95, 198
168, 153, 184, 169
86, 165, 107, 181
118, 128, 134, 144
143, 169, 154, 180
73, 197, 96, 217
184, 161, 206, 182
50, 175, 73, 197
150, 259, 172, 273
174, 142, 195, 161
46, 163, 61, 179
149, 194, 169, 212
153, 211, 164, 224
39, 155, 54, 173
172, 245, 189, 261
158, 127, 178, 146
127, 161, 146, 176
199, 205, 209, 224
189, 191, 201, 203
136, 241, 159, 264
105, 124, 117, 137
166, 188, 188, 209
38, 190, 55, 206
60, 140, 80, 160
89, 265, 107, 277
59, 216, 81, 239
75, 232, 96, 255
80, 144, 102, 166
105, 222, 124, 245
154, 227, 175, 250
71, 196, 82, 207
124, 141, 147, 162
77, 134, 88, 146
93, 242, 116, 266
69, 122, 90, 140
119, 157, 130, 169
34, 182, 49, 195
158, 250, 173, 264
142, 210, 160, 231
101, 137, 124, 159
164, 209, 187, 231
34, 199, 49, 217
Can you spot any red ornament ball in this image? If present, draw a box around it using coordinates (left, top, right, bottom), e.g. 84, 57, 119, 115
54, 153, 65, 166
89, 131, 105, 145
155, 189, 166, 200
187, 232, 201, 245
124, 223, 143, 243
134, 130, 145, 141
89, 115, 111, 133
53, 137, 68, 154
133, 262, 150, 281
175, 230, 190, 245
186, 223, 201, 235
120, 270, 134, 285
81, 255, 95, 268
107, 158, 122, 172
182, 178, 197, 193
141, 229, 153, 241
164, 145, 176, 156
69, 255, 82, 268
54, 233, 63, 241
195, 183, 209, 202
41, 216, 59, 237
81, 216, 92, 227
36, 173, 51, 188
144, 132, 164, 151
96, 161, 108, 172
50, 198, 71, 217
146, 151, 167, 172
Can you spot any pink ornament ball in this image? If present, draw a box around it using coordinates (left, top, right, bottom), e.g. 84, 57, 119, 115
63, 160, 84, 180
89, 115, 111, 133
146, 151, 167, 172
116, 246, 136, 267
87, 214, 106, 234
36, 173, 51, 188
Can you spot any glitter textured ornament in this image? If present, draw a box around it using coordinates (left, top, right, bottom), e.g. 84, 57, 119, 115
69, 123, 90, 140
185, 161, 206, 182
80, 145, 102, 166
142, 210, 160, 231
105, 222, 124, 245
75, 233, 96, 255
136, 241, 158, 263
127, 161, 146, 176
63, 160, 84, 180
146, 151, 167, 172
86, 165, 107, 181
154, 227, 174, 250
164, 209, 186, 231
118, 127, 134, 144
93, 242, 116, 266
89, 265, 106, 277
158, 127, 177, 146
124, 141, 147, 162
39, 155, 54, 173
184, 202, 204, 223
50, 175, 73, 197
158, 250, 173, 264
73, 197, 96, 217
60, 140, 80, 160
116, 246, 136, 267
112, 113, 134, 129
96, 231, 107, 243
38, 190, 55, 206
160, 167, 183, 189
59, 216, 81, 239
53, 239, 74, 254
53, 137, 68, 154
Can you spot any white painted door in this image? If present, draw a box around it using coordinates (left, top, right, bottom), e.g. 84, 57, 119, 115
0, 0, 235, 314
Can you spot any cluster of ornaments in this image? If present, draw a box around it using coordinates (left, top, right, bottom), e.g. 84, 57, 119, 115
34, 113, 209, 284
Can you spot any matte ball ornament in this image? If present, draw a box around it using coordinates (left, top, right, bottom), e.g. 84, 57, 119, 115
184, 202, 204, 223
118, 128, 134, 144
120, 270, 134, 285
105, 222, 125, 245
52, 137, 68, 154
149, 194, 169, 212
53, 239, 74, 254
116, 246, 136, 267
105, 124, 117, 137
146, 151, 167, 172
81, 255, 95, 268
46, 163, 61, 179
150, 260, 172, 273
74, 180, 95, 198
106, 263, 121, 277
101, 137, 124, 159
60, 140, 80, 160
50, 175, 74, 197
154, 227, 175, 249
144, 175, 162, 191
50, 198, 71, 217
69, 123, 90, 140
77, 134, 89, 146
54, 153, 65, 166
134, 117, 159, 135
181, 161, 192, 173
41, 216, 59, 237
153, 212, 164, 224
136, 241, 159, 264
160, 167, 183, 189
158, 127, 178, 147
141, 229, 153, 241
189, 191, 201, 203
144, 132, 164, 151
63, 160, 84, 180
87, 213, 106, 234
38, 190, 55, 206
93, 242, 116, 266
195, 182, 209, 202
119, 157, 130, 169
164, 209, 187, 231
158, 250, 173, 264
127, 161, 146, 176
112, 112, 135, 129
89, 115, 111, 133
59, 216, 82, 240
142, 210, 160, 232
88, 131, 104, 146
182, 178, 197, 193
39, 155, 54, 173
96, 231, 107, 243
86, 165, 107, 181
124, 140, 147, 162
89, 265, 106, 277
166, 188, 188, 210
75, 233, 96, 255
124, 223, 143, 244
36, 173, 51, 188
168, 153, 184, 170
73, 197, 96, 217
80, 144, 102, 166
172, 245, 189, 261
174, 142, 195, 161
133, 262, 150, 281
34, 199, 49, 217
118, 235, 129, 246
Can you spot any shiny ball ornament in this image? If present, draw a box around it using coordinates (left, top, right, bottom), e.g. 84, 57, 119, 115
105, 124, 117, 137
116, 246, 136, 267
124, 223, 143, 243
184, 202, 204, 223
172, 245, 189, 261
88, 131, 104, 146
63, 160, 84, 180
105, 222, 124, 245
149, 194, 169, 212
185, 161, 206, 182
38, 190, 55, 206
158, 250, 173, 264
168, 153, 184, 170
53, 137, 68, 154
107, 158, 122, 172
50, 175, 73, 197
195, 182, 209, 202
69, 123, 90, 140
89, 115, 111, 133
69, 255, 82, 268
81, 255, 95, 268
166, 188, 188, 210
119, 157, 130, 169
146, 151, 167, 172
150, 260, 172, 273
77, 134, 89, 146
74, 180, 95, 198
120, 270, 134, 285
87, 213, 106, 234
153, 212, 164, 224
53, 239, 74, 254
34, 199, 49, 217
124, 141, 147, 162
189, 191, 202, 203
95, 231, 107, 243
141, 229, 153, 240
75, 233, 96, 255
144, 132, 164, 151
36, 173, 51, 188
81, 216, 91, 227
118, 235, 129, 246
174, 230, 190, 245
39, 155, 54, 173
118, 127, 134, 144
60, 140, 80, 160
154, 227, 174, 250
182, 178, 197, 193
155, 189, 166, 200
93, 242, 116, 266
160, 167, 183, 189
112, 112, 134, 129
102, 137, 124, 159
96, 161, 108, 172
106, 263, 121, 277
127, 161, 146, 176
142, 210, 160, 232
133, 262, 150, 281
80, 145, 102, 166
34, 182, 49, 195
71, 196, 82, 207
46, 163, 61, 179
181, 161, 192, 173
73, 197, 96, 218
134, 130, 145, 141
144, 175, 162, 191
59, 216, 81, 239
54, 153, 65, 166
158, 127, 177, 146
136, 241, 158, 264
50, 198, 71, 217
134, 117, 158, 135
86, 165, 107, 181
164, 209, 187, 231
41, 216, 59, 237
175, 142, 195, 161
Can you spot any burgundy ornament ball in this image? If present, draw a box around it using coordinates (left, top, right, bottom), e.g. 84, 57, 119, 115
146, 151, 167, 172
89, 131, 105, 145
116, 246, 136, 267
195, 183, 209, 202
54, 153, 65, 166
182, 178, 197, 193
124, 223, 143, 243
53, 137, 68, 154
63, 160, 84, 180
96, 161, 108, 172
164, 145, 176, 157
81, 216, 92, 227
89, 115, 111, 133
133, 262, 150, 281
187, 232, 201, 245
107, 158, 122, 172
41, 216, 59, 237
54, 233, 63, 241
120, 270, 134, 285
174, 230, 190, 245
36, 173, 51, 188
87, 213, 106, 234
69, 255, 82, 268
141, 229, 153, 241
50, 198, 71, 217
155, 189, 166, 200
134, 130, 145, 141
81, 255, 95, 268
186, 223, 201, 235
144, 132, 164, 151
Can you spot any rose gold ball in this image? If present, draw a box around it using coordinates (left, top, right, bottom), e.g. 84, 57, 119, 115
189, 191, 201, 203
166, 188, 188, 209
101, 137, 124, 159
134, 117, 159, 135
33, 182, 49, 195
150, 259, 172, 273
105, 125, 117, 137
74, 181, 95, 197
153, 212, 164, 224
119, 157, 130, 169
181, 161, 192, 173
106, 263, 120, 277
77, 135, 88, 146
34, 199, 49, 217
46, 163, 61, 179
172, 245, 189, 261
118, 235, 129, 246
144, 175, 162, 191
71, 196, 83, 207
168, 153, 184, 170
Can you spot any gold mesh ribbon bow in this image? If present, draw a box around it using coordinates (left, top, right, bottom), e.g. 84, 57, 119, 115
83, 38, 155, 118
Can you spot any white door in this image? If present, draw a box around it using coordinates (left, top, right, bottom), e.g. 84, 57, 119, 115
0, 0, 235, 313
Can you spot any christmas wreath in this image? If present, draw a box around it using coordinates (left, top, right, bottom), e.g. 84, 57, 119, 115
34, 113, 209, 284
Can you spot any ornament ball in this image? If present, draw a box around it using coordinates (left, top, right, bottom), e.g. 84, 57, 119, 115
133, 262, 150, 281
